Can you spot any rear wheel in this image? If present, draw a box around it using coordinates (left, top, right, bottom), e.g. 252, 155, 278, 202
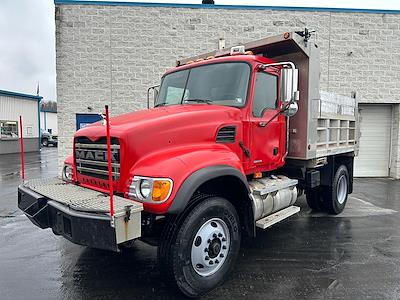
41, 138, 48, 147
158, 197, 241, 297
322, 165, 349, 214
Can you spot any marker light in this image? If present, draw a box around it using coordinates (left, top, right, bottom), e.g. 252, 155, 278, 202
62, 164, 73, 182
230, 45, 245, 55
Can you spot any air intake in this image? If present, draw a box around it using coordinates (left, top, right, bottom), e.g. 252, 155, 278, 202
216, 126, 236, 143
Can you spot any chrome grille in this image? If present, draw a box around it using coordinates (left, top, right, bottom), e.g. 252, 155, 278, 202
75, 137, 120, 180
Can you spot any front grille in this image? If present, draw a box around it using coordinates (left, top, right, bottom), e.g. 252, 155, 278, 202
75, 137, 120, 180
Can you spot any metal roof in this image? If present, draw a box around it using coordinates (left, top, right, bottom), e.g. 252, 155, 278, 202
54, 0, 400, 15
0, 89, 43, 102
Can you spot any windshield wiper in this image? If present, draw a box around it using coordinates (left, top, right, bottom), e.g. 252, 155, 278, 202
154, 103, 167, 108
183, 99, 212, 105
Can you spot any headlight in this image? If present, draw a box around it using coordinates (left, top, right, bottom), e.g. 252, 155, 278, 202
140, 179, 152, 198
128, 176, 173, 203
62, 165, 73, 182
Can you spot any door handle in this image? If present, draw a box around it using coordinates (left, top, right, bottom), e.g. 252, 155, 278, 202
258, 122, 267, 127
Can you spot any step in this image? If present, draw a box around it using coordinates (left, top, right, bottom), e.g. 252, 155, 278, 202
255, 206, 300, 229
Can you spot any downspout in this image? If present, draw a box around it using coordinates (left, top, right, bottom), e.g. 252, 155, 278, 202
38, 98, 41, 150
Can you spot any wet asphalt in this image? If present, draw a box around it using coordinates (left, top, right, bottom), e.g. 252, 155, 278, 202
1, 148, 400, 299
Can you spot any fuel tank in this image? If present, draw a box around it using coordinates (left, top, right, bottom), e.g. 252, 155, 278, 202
249, 175, 298, 221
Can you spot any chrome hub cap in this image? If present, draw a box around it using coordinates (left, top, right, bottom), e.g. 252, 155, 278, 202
191, 218, 230, 277
337, 175, 347, 204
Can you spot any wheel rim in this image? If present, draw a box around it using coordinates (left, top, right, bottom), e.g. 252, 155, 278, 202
336, 174, 347, 204
191, 218, 230, 277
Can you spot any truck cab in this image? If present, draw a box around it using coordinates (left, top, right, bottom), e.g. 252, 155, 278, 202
18, 31, 356, 297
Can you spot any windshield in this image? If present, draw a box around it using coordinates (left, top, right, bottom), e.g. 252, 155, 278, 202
156, 62, 251, 107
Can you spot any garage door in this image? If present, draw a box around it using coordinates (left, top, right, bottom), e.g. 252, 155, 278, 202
354, 105, 392, 177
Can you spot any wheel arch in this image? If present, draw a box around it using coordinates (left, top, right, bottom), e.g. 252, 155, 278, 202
168, 165, 255, 237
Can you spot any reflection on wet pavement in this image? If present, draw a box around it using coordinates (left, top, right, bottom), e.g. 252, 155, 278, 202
0, 149, 399, 299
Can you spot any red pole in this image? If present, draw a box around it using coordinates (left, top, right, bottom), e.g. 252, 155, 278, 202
19, 116, 25, 181
105, 105, 114, 219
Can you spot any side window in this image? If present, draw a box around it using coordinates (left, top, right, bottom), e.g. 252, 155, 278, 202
252, 72, 278, 117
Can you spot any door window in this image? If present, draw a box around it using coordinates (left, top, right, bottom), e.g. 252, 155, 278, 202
252, 72, 278, 117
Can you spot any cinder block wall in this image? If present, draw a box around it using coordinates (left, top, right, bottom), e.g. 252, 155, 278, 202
55, 4, 400, 176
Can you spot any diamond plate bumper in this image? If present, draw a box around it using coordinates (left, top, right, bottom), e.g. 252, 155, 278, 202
18, 178, 143, 252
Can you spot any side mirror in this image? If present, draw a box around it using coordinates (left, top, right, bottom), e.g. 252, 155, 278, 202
280, 68, 299, 103
284, 102, 298, 117
147, 85, 160, 108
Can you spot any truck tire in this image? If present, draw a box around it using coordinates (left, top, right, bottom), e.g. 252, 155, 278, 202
322, 165, 349, 215
305, 187, 323, 211
158, 197, 241, 297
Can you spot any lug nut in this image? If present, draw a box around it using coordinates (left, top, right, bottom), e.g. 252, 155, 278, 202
218, 233, 222, 237
205, 256, 210, 260
209, 260, 214, 265
222, 237, 226, 242
213, 233, 217, 238
220, 253, 224, 258
207, 239, 211, 244
215, 260, 219, 264
222, 245, 227, 250
204, 248, 208, 253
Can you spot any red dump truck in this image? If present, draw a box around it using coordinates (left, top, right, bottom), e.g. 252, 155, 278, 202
18, 31, 357, 297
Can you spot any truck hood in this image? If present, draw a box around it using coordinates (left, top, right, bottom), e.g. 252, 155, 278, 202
75, 104, 242, 140
74, 104, 243, 184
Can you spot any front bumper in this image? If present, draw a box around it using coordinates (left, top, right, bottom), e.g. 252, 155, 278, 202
18, 178, 143, 252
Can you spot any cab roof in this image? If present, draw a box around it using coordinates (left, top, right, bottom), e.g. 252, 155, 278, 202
163, 54, 277, 77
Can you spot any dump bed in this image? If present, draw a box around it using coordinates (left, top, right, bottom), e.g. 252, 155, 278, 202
178, 32, 357, 160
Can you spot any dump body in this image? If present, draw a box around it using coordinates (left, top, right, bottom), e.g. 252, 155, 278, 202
179, 32, 357, 160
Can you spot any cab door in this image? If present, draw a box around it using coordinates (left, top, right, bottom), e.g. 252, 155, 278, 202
250, 69, 286, 172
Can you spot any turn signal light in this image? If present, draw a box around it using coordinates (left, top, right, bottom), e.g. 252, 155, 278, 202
254, 172, 263, 179
152, 180, 172, 202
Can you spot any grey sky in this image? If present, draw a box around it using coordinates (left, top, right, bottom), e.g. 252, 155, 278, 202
0, 0, 55, 101
0, 0, 399, 102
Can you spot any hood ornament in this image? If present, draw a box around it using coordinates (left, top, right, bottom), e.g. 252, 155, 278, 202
99, 113, 107, 126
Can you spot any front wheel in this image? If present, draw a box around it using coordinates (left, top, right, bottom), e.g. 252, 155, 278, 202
158, 197, 241, 297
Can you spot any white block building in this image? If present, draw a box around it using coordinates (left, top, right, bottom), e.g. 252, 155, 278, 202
54, 1, 400, 178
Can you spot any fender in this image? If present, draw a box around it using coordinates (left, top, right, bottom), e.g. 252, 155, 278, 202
64, 155, 73, 165
126, 144, 248, 214
168, 165, 249, 214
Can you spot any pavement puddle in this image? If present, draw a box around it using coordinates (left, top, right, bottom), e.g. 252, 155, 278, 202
306, 196, 397, 218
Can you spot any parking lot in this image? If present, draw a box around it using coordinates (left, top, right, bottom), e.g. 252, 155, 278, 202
1, 148, 400, 299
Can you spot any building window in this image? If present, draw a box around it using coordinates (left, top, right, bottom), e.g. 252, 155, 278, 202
0, 120, 19, 140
